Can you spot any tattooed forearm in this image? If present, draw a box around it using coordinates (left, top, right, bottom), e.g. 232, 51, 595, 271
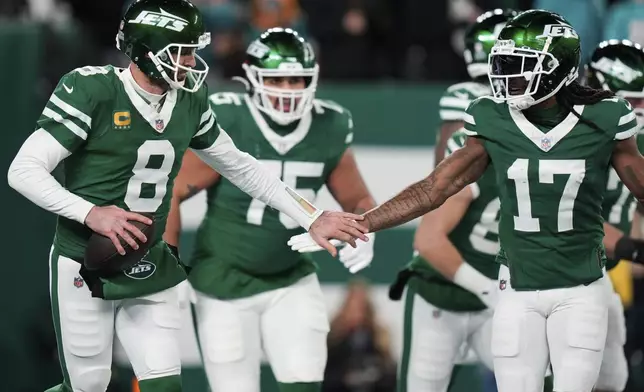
363, 142, 489, 232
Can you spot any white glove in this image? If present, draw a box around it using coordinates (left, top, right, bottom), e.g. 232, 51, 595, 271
287, 232, 376, 273
176, 280, 196, 309
338, 233, 375, 273
287, 232, 342, 253
453, 262, 499, 310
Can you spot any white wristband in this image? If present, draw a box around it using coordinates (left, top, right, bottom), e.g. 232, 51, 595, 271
268, 185, 323, 231
453, 262, 495, 296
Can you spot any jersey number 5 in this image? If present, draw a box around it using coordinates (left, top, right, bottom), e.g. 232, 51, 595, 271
508, 158, 585, 232
247, 160, 325, 229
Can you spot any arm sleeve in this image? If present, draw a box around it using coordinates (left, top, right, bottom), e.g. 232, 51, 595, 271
191, 130, 323, 230
7, 129, 95, 224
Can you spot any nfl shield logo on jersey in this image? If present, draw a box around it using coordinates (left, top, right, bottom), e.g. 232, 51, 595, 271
73, 276, 84, 288
541, 137, 552, 151
499, 279, 507, 291
155, 119, 165, 131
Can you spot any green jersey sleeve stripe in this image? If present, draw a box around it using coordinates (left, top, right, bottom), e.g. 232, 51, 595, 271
49, 94, 91, 127
446, 137, 462, 154
619, 111, 636, 126
194, 109, 215, 138
615, 124, 639, 140
42, 107, 88, 140
345, 132, 353, 144
439, 109, 467, 121
439, 96, 471, 110
199, 108, 211, 126
463, 113, 475, 125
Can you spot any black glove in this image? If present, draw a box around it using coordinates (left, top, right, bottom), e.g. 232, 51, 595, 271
168, 244, 180, 260
614, 236, 644, 265
388, 269, 414, 301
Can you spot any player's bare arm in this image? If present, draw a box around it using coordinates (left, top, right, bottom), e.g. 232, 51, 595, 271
163, 149, 221, 247
611, 137, 644, 264
326, 149, 376, 215
363, 137, 489, 232
434, 121, 465, 164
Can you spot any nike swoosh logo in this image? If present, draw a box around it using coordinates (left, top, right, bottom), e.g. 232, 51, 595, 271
62, 83, 73, 94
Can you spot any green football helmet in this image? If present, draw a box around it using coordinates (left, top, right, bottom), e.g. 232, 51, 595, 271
116, 0, 211, 92
488, 9, 581, 110
587, 40, 644, 129
464, 8, 518, 80
243, 27, 318, 125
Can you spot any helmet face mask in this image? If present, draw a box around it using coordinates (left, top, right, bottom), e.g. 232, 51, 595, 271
116, 0, 211, 93
244, 63, 319, 124
148, 39, 210, 92
243, 28, 318, 125
488, 41, 561, 109
487, 10, 581, 110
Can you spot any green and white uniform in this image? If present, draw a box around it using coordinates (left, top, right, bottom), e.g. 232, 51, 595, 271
464, 96, 638, 391
189, 92, 353, 389
597, 135, 644, 392
399, 81, 500, 392
45, 66, 218, 299
13, 65, 219, 392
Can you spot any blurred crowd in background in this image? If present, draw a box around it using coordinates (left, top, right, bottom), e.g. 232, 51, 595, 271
4, 0, 644, 391
2, 0, 644, 86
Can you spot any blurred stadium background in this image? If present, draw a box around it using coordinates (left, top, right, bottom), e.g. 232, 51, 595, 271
3, 0, 644, 391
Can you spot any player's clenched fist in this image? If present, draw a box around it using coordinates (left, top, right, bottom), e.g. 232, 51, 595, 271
84, 206, 152, 255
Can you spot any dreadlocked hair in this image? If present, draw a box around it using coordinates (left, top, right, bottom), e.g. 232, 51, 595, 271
556, 81, 615, 133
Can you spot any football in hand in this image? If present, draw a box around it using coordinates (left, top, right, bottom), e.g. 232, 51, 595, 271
84, 213, 156, 273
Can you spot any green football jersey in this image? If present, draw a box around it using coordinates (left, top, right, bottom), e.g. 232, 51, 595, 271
409, 132, 500, 312
602, 134, 644, 269
188, 92, 353, 299
439, 81, 492, 122
38, 65, 219, 299
464, 96, 639, 290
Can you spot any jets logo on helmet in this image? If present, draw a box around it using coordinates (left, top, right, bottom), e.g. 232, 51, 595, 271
591, 57, 643, 84
247, 40, 270, 59
128, 8, 189, 32
538, 24, 578, 39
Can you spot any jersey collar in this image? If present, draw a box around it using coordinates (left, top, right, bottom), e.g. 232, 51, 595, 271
118, 67, 177, 133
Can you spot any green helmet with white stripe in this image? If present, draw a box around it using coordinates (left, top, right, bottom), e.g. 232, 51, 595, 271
243, 27, 319, 125
116, 0, 211, 92
586, 40, 644, 130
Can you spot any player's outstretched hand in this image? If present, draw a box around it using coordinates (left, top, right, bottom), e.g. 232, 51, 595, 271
307, 211, 369, 257
84, 206, 152, 255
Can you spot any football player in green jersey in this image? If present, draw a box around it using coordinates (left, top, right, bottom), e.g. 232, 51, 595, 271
390, 10, 515, 392
434, 8, 517, 165
585, 39, 644, 392
163, 28, 376, 392
6, 1, 368, 391
290, 9, 644, 392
